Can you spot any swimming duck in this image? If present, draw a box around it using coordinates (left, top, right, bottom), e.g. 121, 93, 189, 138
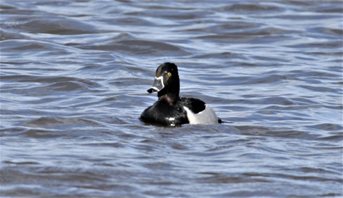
140, 62, 221, 126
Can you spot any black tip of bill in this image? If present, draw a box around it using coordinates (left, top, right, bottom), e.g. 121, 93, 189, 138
147, 87, 159, 93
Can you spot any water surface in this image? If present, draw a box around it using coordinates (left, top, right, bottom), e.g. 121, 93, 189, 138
1, 0, 342, 197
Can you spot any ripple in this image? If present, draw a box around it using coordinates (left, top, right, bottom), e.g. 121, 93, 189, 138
197, 172, 269, 184
26, 117, 104, 128
308, 123, 343, 131
235, 125, 318, 139
0, 39, 68, 53
195, 27, 289, 42
82, 38, 189, 56
14, 17, 97, 35
220, 3, 284, 13
0, 29, 28, 40
2, 75, 100, 88
23, 128, 63, 138
299, 85, 339, 93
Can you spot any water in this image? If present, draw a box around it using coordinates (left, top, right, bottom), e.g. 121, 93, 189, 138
1, 0, 342, 197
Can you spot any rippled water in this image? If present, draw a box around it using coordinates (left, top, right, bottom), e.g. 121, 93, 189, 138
1, 0, 342, 197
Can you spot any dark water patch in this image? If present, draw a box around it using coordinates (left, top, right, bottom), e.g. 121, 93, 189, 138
0, 127, 70, 139
82, 39, 189, 56
0, 167, 123, 197
1, 75, 99, 88
308, 27, 343, 37
299, 85, 339, 93
81, 142, 125, 149
0, 5, 36, 16
307, 123, 343, 131
194, 73, 292, 87
197, 172, 269, 184
0, 3, 16, 10
220, 3, 284, 13
11, 17, 97, 35
23, 128, 64, 139
3, 160, 40, 165
195, 27, 290, 43
47, 81, 97, 92
235, 125, 318, 140
313, 2, 343, 13
0, 29, 28, 40
318, 133, 343, 142
26, 116, 104, 128
110, 16, 156, 27
323, 103, 343, 110
265, 172, 343, 183
264, 13, 341, 20
0, 39, 69, 53
287, 40, 343, 49
127, 8, 211, 21
190, 51, 235, 61
1, 77, 101, 99
182, 21, 260, 34
241, 74, 290, 85
288, 69, 340, 79
0, 127, 29, 137
243, 96, 295, 106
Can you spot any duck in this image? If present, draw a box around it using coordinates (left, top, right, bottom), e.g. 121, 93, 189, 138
140, 62, 221, 127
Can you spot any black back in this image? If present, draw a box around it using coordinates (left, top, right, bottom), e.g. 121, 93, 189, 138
180, 97, 206, 114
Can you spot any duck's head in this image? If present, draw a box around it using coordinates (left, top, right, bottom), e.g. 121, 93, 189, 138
147, 62, 180, 99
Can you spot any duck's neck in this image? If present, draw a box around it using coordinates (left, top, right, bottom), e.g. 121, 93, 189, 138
160, 91, 179, 104
158, 78, 180, 105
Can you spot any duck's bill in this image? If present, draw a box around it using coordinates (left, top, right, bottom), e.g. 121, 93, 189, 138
147, 76, 164, 93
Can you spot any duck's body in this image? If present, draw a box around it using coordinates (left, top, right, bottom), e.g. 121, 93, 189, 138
140, 62, 221, 127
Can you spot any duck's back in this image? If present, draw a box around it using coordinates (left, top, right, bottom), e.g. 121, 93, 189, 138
181, 97, 220, 124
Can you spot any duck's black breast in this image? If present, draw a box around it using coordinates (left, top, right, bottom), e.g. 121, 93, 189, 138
140, 99, 188, 126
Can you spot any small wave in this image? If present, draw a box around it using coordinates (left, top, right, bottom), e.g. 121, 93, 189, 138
235, 125, 318, 140
13, 17, 97, 35
307, 123, 343, 131
2, 75, 100, 89
0, 29, 28, 40
219, 3, 283, 13
26, 116, 104, 128
299, 85, 338, 93
82, 38, 189, 56
25, 129, 62, 138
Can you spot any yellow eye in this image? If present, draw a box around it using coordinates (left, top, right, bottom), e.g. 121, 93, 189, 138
167, 72, 172, 77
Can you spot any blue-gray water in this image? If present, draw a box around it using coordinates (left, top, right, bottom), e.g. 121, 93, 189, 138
1, 0, 342, 197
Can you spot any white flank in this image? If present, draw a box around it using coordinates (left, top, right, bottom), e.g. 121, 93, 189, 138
183, 105, 219, 125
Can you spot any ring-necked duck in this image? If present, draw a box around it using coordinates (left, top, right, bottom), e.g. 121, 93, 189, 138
140, 62, 221, 126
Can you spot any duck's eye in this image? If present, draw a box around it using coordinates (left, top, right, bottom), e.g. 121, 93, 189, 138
165, 72, 172, 77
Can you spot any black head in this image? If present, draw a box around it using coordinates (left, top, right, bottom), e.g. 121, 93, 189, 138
147, 62, 180, 102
